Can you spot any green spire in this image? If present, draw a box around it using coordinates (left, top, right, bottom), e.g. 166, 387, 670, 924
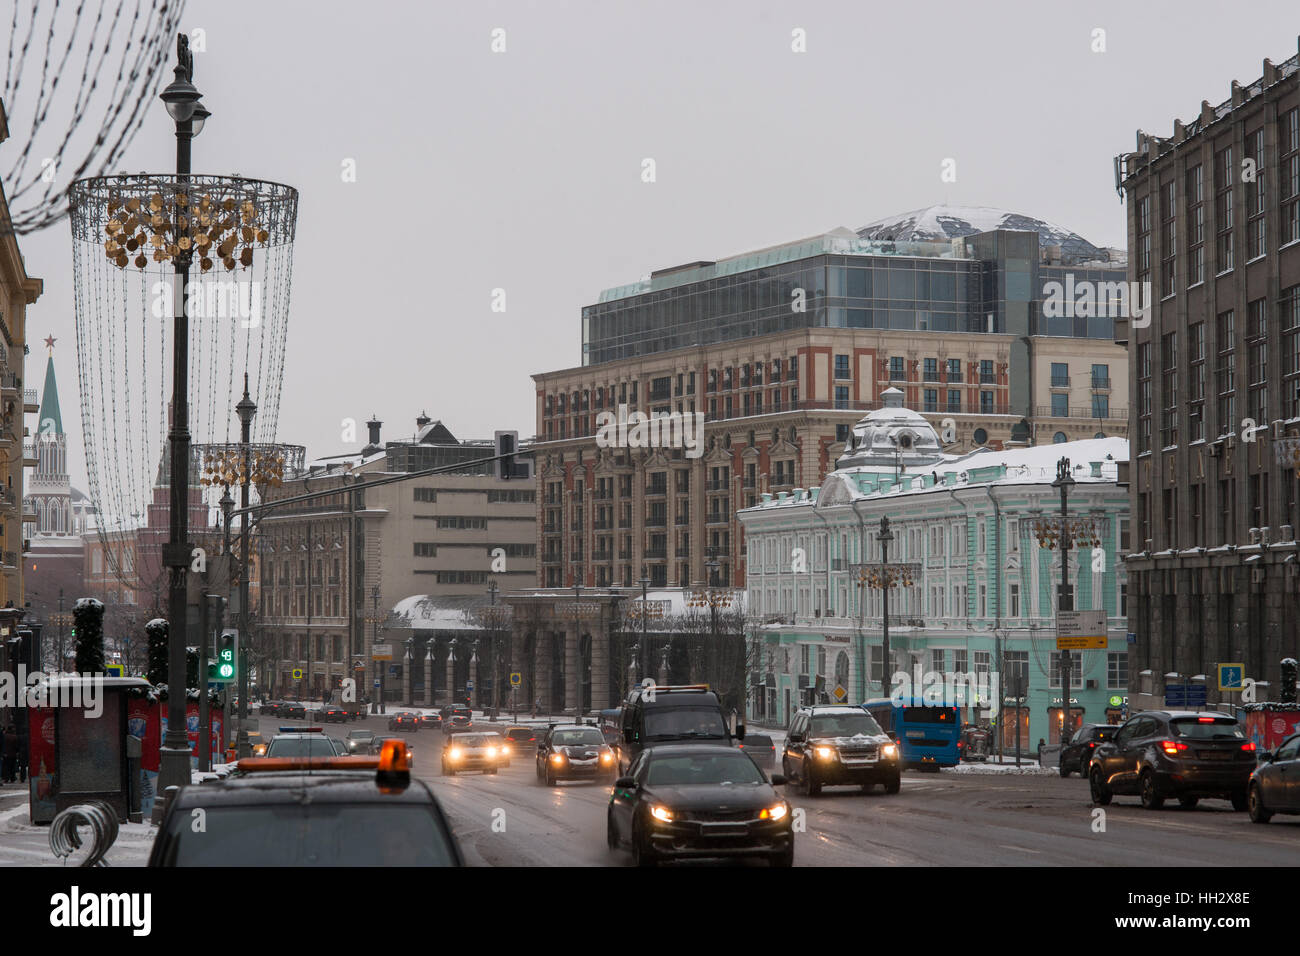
38, 351, 62, 436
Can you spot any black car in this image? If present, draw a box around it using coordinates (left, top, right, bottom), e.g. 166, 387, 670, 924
282, 701, 306, 720
536, 724, 617, 785
388, 712, 421, 732
782, 705, 901, 796
148, 748, 462, 866
418, 712, 443, 732
262, 701, 282, 718
345, 729, 377, 754
617, 684, 740, 774
1248, 733, 1300, 823
737, 734, 776, 771
607, 744, 792, 867
442, 707, 473, 733
1089, 711, 1256, 810
1060, 723, 1120, 777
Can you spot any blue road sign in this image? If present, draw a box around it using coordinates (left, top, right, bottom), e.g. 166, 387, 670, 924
1219, 663, 1245, 691
373, 679, 381, 688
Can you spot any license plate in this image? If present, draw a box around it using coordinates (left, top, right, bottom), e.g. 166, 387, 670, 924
906, 730, 925, 738
1199, 751, 1230, 761
703, 824, 748, 837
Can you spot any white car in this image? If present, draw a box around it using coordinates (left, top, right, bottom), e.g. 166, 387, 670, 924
442, 732, 505, 776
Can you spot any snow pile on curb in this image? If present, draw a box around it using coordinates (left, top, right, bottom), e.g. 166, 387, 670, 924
946, 762, 1056, 775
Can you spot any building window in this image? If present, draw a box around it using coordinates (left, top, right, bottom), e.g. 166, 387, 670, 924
1107, 652, 1128, 690
1050, 362, 1069, 388
1049, 651, 1080, 688
834, 385, 849, 410
1246, 127, 1266, 260
1051, 393, 1068, 417
1161, 331, 1178, 448
1188, 321, 1205, 442
1186, 163, 1205, 285
1247, 298, 1267, 429
1283, 107, 1300, 247
979, 359, 995, 384
889, 356, 905, 381
834, 354, 850, 380
924, 357, 939, 382
946, 358, 962, 383
1215, 145, 1234, 271
1160, 178, 1177, 296
1091, 394, 1109, 418
413, 542, 436, 557
1137, 194, 1152, 285
1284, 285, 1300, 418
1216, 309, 1235, 437
980, 391, 994, 413
947, 389, 961, 414
1009, 582, 1020, 618
923, 388, 938, 413
1119, 582, 1128, 618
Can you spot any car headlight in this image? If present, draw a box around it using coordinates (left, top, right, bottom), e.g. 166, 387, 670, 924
759, 803, 788, 821
502, 746, 510, 755
449, 748, 463, 760
650, 805, 674, 823
486, 747, 498, 757
815, 746, 836, 760
882, 744, 898, 759
600, 752, 613, 763
551, 753, 566, 764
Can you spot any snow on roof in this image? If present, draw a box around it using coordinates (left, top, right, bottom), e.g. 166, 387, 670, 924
856, 204, 1108, 263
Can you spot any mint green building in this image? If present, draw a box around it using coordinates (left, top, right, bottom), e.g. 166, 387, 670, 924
738, 390, 1130, 753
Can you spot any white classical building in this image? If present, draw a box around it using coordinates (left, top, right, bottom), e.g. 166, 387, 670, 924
739, 389, 1130, 749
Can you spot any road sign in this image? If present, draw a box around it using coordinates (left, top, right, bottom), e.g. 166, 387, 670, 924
1056, 609, 1107, 650
373, 679, 381, 688
1165, 684, 1208, 707
292, 668, 303, 680
833, 685, 847, 702
1219, 663, 1245, 692
372, 644, 393, 661
466, 680, 474, 691
105, 663, 124, 678
510, 672, 522, 687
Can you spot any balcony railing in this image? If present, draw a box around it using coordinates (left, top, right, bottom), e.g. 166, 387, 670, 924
592, 549, 613, 562
1050, 375, 1071, 388
1035, 405, 1128, 420
646, 484, 668, 497
1091, 377, 1112, 389
645, 515, 667, 528
644, 547, 667, 559
675, 514, 690, 526
675, 546, 691, 558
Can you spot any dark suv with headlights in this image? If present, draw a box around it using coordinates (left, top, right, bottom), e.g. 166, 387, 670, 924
782, 705, 901, 796
1089, 711, 1256, 810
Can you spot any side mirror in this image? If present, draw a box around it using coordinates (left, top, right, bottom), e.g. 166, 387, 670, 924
770, 773, 786, 786
736, 723, 746, 742
788, 733, 804, 744
614, 776, 636, 790
1260, 751, 1274, 763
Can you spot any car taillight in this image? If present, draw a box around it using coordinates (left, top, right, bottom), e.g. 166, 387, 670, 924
1242, 742, 1256, 752
1087, 742, 1096, 749
1160, 740, 1188, 756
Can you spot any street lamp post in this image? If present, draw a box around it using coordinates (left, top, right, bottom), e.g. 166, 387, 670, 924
235, 378, 256, 758
159, 35, 210, 795
372, 585, 384, 715
573, 576, 583, 722
687, 556, 738, 704
852, 517, 920, 699
638, 575, 650, 683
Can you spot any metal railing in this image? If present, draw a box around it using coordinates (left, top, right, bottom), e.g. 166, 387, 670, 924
1051, 375, 1071, 388
1035, 405, 1127, 420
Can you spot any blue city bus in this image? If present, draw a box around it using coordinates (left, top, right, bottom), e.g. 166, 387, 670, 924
862, 698, 961, 769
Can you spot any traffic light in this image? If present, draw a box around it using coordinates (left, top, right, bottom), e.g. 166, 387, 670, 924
215, 629, 238, 683
494, 430, 517, 480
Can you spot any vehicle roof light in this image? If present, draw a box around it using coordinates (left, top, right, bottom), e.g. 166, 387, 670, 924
377, 739, 412, 792
238, 756, 378, 773
1198, 717, 1216, 723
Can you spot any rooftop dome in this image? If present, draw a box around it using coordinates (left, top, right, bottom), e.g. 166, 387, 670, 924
836, 388, 944, 470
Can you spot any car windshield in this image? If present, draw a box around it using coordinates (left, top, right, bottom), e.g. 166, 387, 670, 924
644, 707, 728, 739
1170, 718, 1244, 739
350, 731, 374, 739
265, 737, 338, 758
161, 804, 457, 866
810, 713, 884, 738
456, 736, 490, 748
507, 729, 533, 740
645, 752, 765, 787
553, 729, 604, 746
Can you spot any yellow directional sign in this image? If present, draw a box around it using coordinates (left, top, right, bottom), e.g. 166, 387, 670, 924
1056, 609, 1107, 650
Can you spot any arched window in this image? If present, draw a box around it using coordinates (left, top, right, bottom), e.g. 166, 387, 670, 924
1053, 432, 1068, 444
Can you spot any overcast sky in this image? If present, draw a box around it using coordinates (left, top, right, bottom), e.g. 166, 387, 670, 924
10, 0, 1300, 493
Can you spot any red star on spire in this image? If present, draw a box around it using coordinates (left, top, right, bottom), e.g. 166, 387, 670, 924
44, 335, 56, 351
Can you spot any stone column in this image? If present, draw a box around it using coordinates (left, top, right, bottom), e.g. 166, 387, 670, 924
566, 628, 580, 719
423, 648, 434, 707
402, 647, 412, 706
445, 645, 457, 707
534, 631, 553, 716
591, 623, 610, 712
469, 651, 480, 710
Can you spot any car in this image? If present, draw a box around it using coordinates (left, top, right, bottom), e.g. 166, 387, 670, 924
345, 729, 377, 755
502, 724, 540, 760
617, 683, 741, 774
1089, 711, 1256, 810
782, 704, 901, 796
370, 736, 415, 766
737, 733, 776, 771
418, 712, 443, 731
321, 704, 348, 724
1060, 723, 1120, 777
247, 731, 267, 757
536, 724, 617, 785
442, 707, 473, 733
263, 727, 348, 759
261, 701, 281, 718
388, 712, 421, 732
282, 702, 306, 720
1248, 732, 1300, 823
148, 742, 464, 866
606, 744, 793, 867
442, 732, 505, 775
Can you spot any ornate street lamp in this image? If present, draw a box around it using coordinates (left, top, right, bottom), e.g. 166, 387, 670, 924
852, 516, 921, 699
